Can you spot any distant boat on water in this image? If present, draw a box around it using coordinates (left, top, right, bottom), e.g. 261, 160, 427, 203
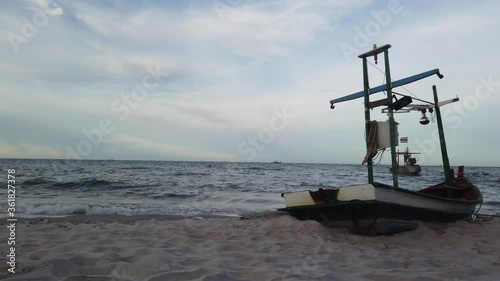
389, 138, 421, 176
272, 160, 281, 164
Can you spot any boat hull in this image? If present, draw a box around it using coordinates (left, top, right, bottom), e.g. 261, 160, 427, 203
280, 199, 474, 222
279, 182, 482, 222
390, 165, 422, 175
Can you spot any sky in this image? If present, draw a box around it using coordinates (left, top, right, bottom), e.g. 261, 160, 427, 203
0, 0, 499, 166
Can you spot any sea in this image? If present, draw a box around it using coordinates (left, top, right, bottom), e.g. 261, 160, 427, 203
1, 159, 499, 218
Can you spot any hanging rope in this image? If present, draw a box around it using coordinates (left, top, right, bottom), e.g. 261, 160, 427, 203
362, 121, 378, 165
368, 148, 386, 167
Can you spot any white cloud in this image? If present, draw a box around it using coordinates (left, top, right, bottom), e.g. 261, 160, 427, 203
108, 134, 238, 161
0, 141, 65, 159
31, 0, 64, 16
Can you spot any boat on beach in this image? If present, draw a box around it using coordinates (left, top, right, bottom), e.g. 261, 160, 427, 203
279, 44, 483, 230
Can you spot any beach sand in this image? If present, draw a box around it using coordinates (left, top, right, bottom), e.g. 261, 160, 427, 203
1, 213, 499, 281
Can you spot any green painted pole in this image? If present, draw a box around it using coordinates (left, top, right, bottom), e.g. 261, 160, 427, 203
362, 57, 374, 184
433, 85, 452, 184
384, 50, 398, 189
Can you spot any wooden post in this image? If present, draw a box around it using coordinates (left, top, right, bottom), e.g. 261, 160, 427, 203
433, 85, 452, 185
362, 57, 374, 184
357, 44, 392, 185
384, 49, 398, 189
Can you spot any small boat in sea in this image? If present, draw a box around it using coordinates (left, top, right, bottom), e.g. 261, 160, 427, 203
272, 160, 282, 164
389, 138, 421, 175
279, 44, 482, 230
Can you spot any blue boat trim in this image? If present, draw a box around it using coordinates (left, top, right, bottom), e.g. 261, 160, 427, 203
330, 68, 443, 106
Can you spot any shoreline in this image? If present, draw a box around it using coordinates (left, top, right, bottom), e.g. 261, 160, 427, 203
0, 211, 282, 226
2, 210, 498, 225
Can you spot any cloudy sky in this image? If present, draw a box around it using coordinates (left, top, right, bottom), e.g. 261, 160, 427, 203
1, 0, 499, 166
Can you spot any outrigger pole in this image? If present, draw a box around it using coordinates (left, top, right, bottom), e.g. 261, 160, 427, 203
329, 68, 443, 106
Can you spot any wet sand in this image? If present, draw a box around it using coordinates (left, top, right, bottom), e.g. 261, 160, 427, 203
1, 213, 499, 280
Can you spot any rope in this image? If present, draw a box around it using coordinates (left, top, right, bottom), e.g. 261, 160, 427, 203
362, 122, 385, 167
476, 213, 500, 218
368, 149, 386, 167
367, 60, 423, 102
362, 121, 378, 165
392, 91, 434, 105
473, 200, 483, 218
476, 214, 500, 218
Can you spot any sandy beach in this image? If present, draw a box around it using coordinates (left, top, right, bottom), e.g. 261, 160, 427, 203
1, 213, 499, 281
